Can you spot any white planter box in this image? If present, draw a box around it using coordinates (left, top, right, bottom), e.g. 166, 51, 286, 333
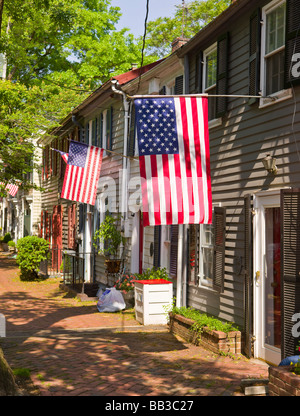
134, 280, 173, 325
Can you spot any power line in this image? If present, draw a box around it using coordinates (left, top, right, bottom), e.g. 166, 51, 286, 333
135, 0, 150, 94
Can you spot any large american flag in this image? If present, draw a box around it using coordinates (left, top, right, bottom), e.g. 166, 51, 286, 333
135, 96, 212, 227
0, 182, 19, 197
61, 141, 103, 205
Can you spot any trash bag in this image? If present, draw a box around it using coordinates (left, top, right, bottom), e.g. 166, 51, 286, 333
97, 287, 126, 312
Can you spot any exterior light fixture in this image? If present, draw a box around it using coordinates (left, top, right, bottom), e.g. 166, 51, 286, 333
262, 154, 278, 175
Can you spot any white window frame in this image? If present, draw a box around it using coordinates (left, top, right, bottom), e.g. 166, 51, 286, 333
260, 0, 292, 107
202, 43, 222, 129
198, 222, 214, 289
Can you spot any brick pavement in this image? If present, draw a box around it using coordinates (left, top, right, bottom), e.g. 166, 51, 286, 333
0, 254, 269, 397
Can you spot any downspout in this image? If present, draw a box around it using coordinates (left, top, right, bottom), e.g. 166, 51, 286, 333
176, 54, 190, 307
111, 80, 130, 261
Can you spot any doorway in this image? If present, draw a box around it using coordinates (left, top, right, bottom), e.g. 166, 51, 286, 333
253, 191, 281, 365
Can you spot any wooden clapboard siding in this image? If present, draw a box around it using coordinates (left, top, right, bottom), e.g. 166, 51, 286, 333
185, 2, 300, 327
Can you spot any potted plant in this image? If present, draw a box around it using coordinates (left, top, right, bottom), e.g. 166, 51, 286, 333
93, 215, 125, 273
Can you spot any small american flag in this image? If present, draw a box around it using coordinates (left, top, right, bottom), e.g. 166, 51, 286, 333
61, 141, 103, 205
135, 96, 212, 227
0, 182, 19, 197
53, 148, 68, 163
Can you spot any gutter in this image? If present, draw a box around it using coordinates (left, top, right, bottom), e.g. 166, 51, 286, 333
110, 79, 130, 224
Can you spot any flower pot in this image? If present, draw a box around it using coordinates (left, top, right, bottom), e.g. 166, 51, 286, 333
122, 291, 135, 309
105, 259, 121, 273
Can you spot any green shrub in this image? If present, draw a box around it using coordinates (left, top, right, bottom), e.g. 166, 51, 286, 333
170, 305, 239, 334
16, 236, 50, 280
3, 233, 12, 243
134, 267, 170, 281
7, 240, 15, 247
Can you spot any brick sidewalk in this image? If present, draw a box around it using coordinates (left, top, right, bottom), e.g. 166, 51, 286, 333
0, 255, 269, 396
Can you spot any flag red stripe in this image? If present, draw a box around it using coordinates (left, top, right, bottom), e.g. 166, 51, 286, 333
139, 156, 149, 227
162, 154, 172, 225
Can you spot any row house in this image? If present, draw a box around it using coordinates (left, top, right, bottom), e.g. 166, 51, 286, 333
175, 0, 300, 364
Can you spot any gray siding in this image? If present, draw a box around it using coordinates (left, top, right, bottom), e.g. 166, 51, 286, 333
187, 5, 300, 327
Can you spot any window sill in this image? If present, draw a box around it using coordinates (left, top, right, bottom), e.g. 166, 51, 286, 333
189, 282, 217, 293
259, 88, 292, 108
208, 117, 222, 129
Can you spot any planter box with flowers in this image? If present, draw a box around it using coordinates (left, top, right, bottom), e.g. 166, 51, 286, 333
168, 307, 241, 356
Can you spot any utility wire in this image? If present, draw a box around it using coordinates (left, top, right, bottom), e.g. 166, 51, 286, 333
135, 0, 150, 94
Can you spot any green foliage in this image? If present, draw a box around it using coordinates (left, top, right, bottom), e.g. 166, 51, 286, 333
143, 0, 231, 57
7, 240, 15, 247
93, 215, 124, 258
3, 233, 12, 243
170, 304, 239, 334
16, 236, 50, 280
134, 267, 171, 281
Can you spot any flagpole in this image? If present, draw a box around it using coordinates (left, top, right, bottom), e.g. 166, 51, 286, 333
127, 93, 266, 99
50, 147, 139, 161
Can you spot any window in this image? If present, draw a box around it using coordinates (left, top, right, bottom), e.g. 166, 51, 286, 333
263, 0, 286, 95
199, 223, 214, 288
203, 44, 217, 121
196, 207, 226, 292
201, 34, 229, 122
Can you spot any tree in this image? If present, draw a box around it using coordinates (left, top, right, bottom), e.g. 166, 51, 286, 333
0, 0, 156, 194
142, 0, 231, 57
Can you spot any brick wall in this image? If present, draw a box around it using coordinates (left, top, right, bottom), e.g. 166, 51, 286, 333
169, 313, 241, 355
269, 366, 300, 396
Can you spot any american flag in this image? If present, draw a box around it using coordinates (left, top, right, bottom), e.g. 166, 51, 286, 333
61, 141, 103, 205
0, 182, 19, 197
53, 148, 68, 163
135, 96, 212, 227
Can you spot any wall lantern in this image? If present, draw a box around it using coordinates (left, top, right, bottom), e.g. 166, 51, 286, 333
262, 154, 278, 175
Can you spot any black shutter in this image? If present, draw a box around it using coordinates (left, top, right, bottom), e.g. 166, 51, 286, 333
175, 75, 184, 95
244, 195, 253, 358
281, 189, 300, 359
285, 0, 300, 88
128, 102, 136, 157
249, 9, 261, 104
106, 106, 113, 150
159, 86, 166, 95
153, 225, 161, 268
212, 207, 226, 293
84, 123, 89, 144
216, 33, 229, 118
195, 51, 203, 93
92, 119, 96, 146
170, 225, 179, 278
98, 113, 103, 147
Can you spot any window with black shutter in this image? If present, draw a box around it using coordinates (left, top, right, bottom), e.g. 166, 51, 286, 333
285, 0, 300, 88
216, 33, 229, 118
249, 9, 261, 104
195, 52, 203, 94
106, 106, 113, 151
98, 113, 103, 148
281, 188, 300, 359
212, 206, 226, 293
169, 225, 179, 278
153, 225, 161, 268
175, 75, 184, 95
85, 123, 89, 144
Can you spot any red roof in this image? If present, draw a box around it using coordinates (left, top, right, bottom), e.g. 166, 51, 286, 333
113, 59, 165, 86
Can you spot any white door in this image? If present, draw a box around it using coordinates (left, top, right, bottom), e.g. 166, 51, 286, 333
253, 191, 281, 365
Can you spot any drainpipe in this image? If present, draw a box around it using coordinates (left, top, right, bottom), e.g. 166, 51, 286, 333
111, 80, 130, 260
176, 224, 184, 307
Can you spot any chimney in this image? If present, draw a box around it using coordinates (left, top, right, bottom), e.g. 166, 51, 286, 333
171, 37, 189, 53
